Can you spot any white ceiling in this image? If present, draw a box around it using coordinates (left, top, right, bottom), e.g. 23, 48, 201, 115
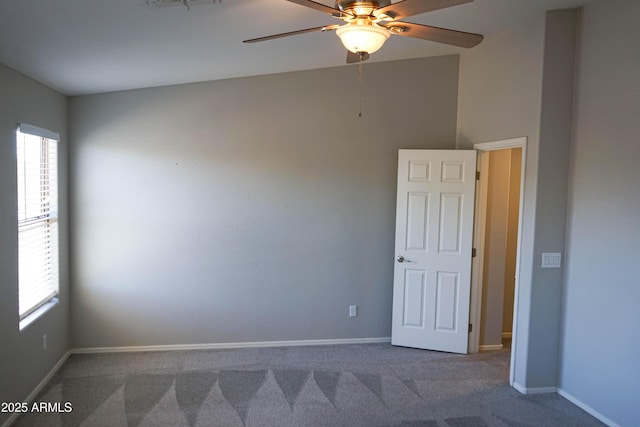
0, 0, 590, 96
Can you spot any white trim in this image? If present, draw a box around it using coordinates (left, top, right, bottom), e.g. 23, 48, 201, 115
19, 298, 59, 331
473, 137, 527, 388
557, 389, 621, 427
512, 383, 557, 395
479, 344, 504, 352
72, 337, 392, 354
1, 350, 71, 427
473, 137, 526, 152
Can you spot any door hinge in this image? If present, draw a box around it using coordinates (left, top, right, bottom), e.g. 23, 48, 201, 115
472, 248, 477, 258
469, 323, 473, 333
476, 171, 480, 180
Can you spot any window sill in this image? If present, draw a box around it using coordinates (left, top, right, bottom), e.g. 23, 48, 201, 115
19, 298, 59, 331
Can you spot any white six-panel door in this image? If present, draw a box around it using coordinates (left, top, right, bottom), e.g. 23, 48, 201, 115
392, 150, 477, 354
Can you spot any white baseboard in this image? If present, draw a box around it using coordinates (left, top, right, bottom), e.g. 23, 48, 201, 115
479, 344, 504, 352
557, 388, 620, 427
1, 350, 71, 427
72, 337, 392, 354
512, 382, 557, 395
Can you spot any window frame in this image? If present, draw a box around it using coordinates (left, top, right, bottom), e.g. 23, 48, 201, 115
16, 123, 60, 328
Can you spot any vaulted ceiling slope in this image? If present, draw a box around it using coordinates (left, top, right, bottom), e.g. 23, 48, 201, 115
0, 0, 589, 95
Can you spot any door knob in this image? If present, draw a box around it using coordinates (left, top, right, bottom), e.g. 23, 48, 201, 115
397, 255, 405, 263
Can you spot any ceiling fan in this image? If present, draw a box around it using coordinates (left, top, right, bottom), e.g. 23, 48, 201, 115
244, 0, 483, 63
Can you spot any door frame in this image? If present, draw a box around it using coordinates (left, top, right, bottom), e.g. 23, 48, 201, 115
469, 137, 527, 386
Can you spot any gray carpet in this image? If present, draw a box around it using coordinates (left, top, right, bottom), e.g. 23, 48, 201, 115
14, 344, 603, 427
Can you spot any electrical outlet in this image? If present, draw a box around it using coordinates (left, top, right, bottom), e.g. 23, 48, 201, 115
42, 334, 47, 350
349, 305, 358, 318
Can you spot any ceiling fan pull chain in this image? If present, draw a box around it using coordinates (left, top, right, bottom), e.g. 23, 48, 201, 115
358, 56, 363, 118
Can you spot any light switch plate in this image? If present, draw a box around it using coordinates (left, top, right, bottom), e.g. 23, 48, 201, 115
542, 252, 562, 268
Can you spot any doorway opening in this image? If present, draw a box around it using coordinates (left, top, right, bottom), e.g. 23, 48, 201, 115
470, 137, 527, 387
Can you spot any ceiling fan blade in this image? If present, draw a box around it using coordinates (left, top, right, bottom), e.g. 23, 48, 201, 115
346, 51, 370, 64
382, 21, 483, 48
243, 24, 340, 43
375, 0, 473, 21
286, 0, 347, 17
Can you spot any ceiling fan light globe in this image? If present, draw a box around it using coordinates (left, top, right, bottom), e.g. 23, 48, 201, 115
335, 24, 390, 54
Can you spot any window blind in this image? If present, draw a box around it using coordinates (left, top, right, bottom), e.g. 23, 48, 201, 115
16, 125, 59, 319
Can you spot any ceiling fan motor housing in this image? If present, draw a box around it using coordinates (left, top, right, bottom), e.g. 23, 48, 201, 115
335, 1, 391, 15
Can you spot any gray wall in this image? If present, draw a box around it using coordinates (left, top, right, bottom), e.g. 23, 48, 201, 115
560, 0, 640, 425
457, 9, 577, 390
69, 56, 460, 348
528, 8, 576, 390
456, 12, 545, 389
0, 64, 69, 425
